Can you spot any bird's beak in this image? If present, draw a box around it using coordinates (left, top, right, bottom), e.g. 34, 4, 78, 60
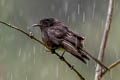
32, 24, 42, 27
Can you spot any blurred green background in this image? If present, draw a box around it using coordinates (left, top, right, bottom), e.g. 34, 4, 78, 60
0, 0, 120, 80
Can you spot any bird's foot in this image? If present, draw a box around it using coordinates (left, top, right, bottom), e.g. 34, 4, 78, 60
59, 51, 65, 61
70, 65, 74, 70
51, 48, 56, 54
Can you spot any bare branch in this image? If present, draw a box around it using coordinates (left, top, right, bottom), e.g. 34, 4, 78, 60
0, 21, 51, 50
95, 0, 114, 80
101, 59, 120, 77
54, 52, 85, 80
0, 20, 85, 80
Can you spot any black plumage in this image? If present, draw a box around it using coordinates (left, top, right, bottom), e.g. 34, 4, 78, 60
32, 18, 108, 70
33, 18, 89, 63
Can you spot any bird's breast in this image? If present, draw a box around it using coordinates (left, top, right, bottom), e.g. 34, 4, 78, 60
41, 31, 58, 48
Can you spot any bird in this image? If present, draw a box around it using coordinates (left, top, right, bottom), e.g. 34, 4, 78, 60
32, 18, 108, 70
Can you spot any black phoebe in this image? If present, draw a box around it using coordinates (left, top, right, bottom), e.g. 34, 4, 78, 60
32, 18, 108, 70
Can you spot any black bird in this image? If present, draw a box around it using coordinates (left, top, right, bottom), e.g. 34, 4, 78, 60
32, 18, 108, 70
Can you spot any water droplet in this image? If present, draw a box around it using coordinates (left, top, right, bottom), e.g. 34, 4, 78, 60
110, 69, 113, 79
33, 46, 36, 54
92, 1, 96, 19
56, 63, 59, 79
10, 72, 13, 80
77, 4, 80, 15
87, 61, 89, 68
113, 47, 119, 59
51, 4, 55, 11
26, 75, 28, 80
67, 16, 70, 23
101, 19, 104, 28
33, 57, 36, 64
71, 11, 76, 22
19, 10, 23, 17
18, 48, 22, 56
82, 12, 85, 23
1, 0, 5, 6
64, 1, 68, 15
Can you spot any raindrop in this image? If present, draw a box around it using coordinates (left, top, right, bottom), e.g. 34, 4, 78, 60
19, 10, 23, 17
1, 0, 5, 6
64, 1, 68, 15
0, 73, 3, 80
82, 12, 85, 23
94, 63, 97, 68
22, 53, 27, 62
41, 67, 49, 79
110, 69, 113, 79
77, 4, 80, 15
65, 65, 68, 72
7, 72, 10, 80
18, 48, 22, 56
67, 16, 70, 23
95, 31, 99, 41
28, 51, 31, 56
101, 19, 104, 28
33, 46, 36, 64
58, 10, 62, 18
10, 72, 13, 80
113, 46, 119, 59
86, 61, 89, 68
51, 4, 55, 11
71, 11, 76, 22
116, 3, 119, 10
92, 1, 96, 19
33, 57, 36, 64
56, 63, 59, 80
33, 46, 36, 54
26, 75, 28, 80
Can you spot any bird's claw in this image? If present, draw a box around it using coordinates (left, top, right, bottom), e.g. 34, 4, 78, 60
51, 48, 56, 54
59, 51, 65, 60
59, 56, 64, 61
70, 65, 74, 70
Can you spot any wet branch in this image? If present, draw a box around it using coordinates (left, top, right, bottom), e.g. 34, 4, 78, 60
0, 20, 85, 80
101, 59, 120, 77
54, 52, 85, 80
94, 0, 114, 80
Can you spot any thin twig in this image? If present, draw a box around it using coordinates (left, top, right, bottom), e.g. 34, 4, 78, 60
54, 52, 85, 80
95, 0, 114, 80
0, 21, 51, 50
101, 59, 120, 77
0, 20, 85, 80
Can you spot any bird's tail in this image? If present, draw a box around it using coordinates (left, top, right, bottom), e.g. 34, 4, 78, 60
61, 40, 108, 70
61, 41, 89, 64
80, 49, 109, 70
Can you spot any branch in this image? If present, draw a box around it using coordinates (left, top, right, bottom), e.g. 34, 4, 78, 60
0, 20, 85, 80
95, 0, 114, 80
0, 21, 51, 50
101, 59, 120, 77
54, 52, 85, 80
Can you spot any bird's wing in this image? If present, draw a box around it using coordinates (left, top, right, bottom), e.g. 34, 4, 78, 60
64, 30, 84, 48
69, 31, 85, 40
47, 26, 89, 63
47, 26, 67, 45
62, 29, 90, 60
61, 40, 88, 63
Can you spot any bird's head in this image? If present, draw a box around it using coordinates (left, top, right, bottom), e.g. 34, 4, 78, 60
32, 18, 59, 30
